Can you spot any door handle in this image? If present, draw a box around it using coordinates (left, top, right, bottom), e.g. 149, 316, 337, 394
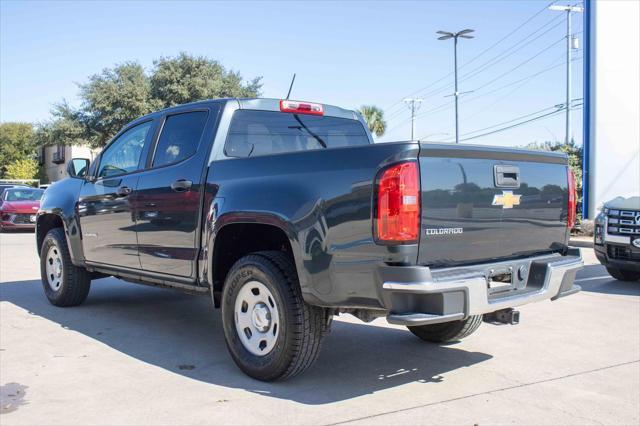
494, 165, 520, 188
116, 186, 132, 197
171, 179, 192, 192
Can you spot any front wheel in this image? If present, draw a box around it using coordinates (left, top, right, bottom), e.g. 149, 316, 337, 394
40, 228, 91, 306
607, 267, 640, 282
221, 251, 330, 381
407, 315, 483, 343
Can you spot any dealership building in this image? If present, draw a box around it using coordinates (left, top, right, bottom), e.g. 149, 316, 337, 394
582, 0, 640, 218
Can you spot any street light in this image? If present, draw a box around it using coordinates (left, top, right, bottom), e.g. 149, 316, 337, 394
437, 29, 475, 144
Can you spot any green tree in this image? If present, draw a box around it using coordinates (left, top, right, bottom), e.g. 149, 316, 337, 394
525, 139, 583, 201
150, 52, 262, 108
0, 123, 37, 178
76, 62, 162, 148
35, 102, 90, 148
358, 105, 386, 137
41, 54, 262, 149
4, 158, 39, 180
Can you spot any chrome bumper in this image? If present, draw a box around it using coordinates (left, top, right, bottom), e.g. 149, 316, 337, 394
379, 249, 583, 326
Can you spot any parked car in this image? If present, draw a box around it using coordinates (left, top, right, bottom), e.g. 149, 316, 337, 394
36, 98, 583, 381
594, 195, 640, 281
0, 183, 30, 197
0, 187, 44, 232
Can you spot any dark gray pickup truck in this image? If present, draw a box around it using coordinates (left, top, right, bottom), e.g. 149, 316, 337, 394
37, 98, 583, 380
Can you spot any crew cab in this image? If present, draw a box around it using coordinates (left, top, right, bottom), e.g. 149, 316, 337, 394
36, 98, 583, 381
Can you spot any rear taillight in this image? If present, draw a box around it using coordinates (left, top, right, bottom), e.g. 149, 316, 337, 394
375, 162, 420, 243
279, 100, 323, 115
567, 168, 577, 229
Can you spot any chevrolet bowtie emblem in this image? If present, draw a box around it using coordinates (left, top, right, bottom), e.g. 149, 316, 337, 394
492, 190, 521, 209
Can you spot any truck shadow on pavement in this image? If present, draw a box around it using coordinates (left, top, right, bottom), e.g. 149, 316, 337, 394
576, 264, 640, 296
0, 278, 494, 404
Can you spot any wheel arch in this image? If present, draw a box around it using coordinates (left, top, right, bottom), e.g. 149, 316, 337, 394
207, 214, 309, 307
36, 211, 85, 265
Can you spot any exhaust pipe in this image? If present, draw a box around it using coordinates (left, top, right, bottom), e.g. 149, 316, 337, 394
484, 308, 520, 325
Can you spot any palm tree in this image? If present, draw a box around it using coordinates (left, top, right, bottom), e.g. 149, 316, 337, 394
358, 105, 386, 138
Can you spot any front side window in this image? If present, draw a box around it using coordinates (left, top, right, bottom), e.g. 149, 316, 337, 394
225, 110, 370, 158
152, 111, 208, 167
98, 121, 152, 178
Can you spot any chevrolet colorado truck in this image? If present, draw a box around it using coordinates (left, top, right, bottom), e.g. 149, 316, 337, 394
594, 196, 640, 281
37, 98, 583, 381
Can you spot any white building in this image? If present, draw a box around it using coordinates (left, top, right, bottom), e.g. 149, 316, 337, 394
40, 144, 99, 183
583, 0, 640, 218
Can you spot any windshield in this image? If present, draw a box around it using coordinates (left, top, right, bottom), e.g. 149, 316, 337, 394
3, 188, 44, 201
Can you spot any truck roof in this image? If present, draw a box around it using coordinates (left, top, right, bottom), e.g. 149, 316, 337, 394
148, 98, 360, 121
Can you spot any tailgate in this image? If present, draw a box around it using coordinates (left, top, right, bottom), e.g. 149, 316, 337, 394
418, 143, 570, 267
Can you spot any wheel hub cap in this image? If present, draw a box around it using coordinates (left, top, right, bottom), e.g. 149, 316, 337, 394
45, 245, 63, 291
251, 303, 271, 332
234, 281, 280, 356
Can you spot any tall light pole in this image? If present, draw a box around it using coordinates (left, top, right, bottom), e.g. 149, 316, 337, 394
437, 29, 475, 144
549, 4, 583, 144
403, 98, 423, 140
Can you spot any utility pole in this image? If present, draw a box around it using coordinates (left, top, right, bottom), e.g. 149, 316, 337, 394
403, 98, 423, 140
437, 29, 475, 144
549, 4, 583, 144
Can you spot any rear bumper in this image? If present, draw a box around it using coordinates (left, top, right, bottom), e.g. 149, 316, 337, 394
377, 249, 583, 326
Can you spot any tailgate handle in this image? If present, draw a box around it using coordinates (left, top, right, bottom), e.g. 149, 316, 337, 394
494, 165, 520, 188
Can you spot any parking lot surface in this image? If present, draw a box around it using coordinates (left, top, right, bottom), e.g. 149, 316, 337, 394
1, 232, 639, 425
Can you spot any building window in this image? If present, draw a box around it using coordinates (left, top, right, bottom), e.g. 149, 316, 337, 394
52, 145, 65, 164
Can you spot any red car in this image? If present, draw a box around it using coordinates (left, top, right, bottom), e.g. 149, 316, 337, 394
0, 187, 44, 232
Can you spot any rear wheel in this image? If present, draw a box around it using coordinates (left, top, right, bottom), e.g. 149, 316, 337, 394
40, 228, 91, 306
407, 315, 483, 343
607, 267, 640, 282
221, 251, 330, 381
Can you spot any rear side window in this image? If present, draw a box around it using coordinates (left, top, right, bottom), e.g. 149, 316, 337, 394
225, 110, 369, 158
153, 111, 208, 167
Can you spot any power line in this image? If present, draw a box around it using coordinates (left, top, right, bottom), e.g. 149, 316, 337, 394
384, 15, 568, 123
411, 49, 574, 124
444, 100, 583, 143
468, 35, 568, 93
403, 98, 423, 140
457, 105, 582, 142
382, 1, 559, 115
416, 53, 583, 142
394, 10, 565, 106
461, 98, 583, 137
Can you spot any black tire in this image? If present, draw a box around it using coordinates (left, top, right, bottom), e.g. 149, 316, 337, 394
40, 227, 91, 307
407, 315, 483, 343
607, 267, 640, 282
221, 251, 330, 381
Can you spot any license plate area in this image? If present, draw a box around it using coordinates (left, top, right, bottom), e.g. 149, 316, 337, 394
487, 267, 515, 295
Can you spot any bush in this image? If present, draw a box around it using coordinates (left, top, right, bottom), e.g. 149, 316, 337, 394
5, 158, 39, 180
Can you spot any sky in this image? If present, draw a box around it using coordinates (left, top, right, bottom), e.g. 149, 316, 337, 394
0, 0, 584, 147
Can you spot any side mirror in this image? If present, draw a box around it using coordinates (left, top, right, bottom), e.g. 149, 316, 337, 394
67, 158, 90, 178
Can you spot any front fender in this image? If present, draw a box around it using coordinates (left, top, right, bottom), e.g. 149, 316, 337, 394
37, 177, 85, 265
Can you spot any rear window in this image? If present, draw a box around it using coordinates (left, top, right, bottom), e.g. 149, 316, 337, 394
225, 110, 369, 158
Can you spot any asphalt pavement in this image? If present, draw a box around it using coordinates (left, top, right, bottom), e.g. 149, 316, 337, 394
1, 231, 638, 425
